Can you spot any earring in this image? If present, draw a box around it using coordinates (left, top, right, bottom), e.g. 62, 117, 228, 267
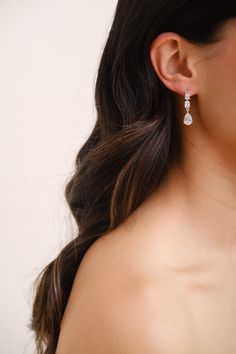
183, 89, 193, 125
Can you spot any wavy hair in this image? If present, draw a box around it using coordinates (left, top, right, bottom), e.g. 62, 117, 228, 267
28, 1, 236, 353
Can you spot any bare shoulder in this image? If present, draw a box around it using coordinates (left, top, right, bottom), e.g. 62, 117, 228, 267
56, 227, 169, 354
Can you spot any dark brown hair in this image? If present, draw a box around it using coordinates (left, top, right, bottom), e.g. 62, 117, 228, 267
28, 1, 236, 353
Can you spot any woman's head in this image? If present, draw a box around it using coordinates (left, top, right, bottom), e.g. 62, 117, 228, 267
29, 2, 236, 353
150, 17, 236, 152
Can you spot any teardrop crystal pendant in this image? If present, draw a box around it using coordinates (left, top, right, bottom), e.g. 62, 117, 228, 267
184, 112, 193, 125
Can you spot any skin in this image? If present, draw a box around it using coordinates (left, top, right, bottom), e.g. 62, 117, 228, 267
56, 18, 236, 354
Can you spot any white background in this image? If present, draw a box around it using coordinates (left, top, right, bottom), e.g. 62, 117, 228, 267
0, 0, 117, 352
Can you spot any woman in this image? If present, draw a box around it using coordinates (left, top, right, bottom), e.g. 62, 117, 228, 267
29, 1, 236, 353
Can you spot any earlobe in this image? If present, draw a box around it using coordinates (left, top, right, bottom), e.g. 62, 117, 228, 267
150, 33, 196, 97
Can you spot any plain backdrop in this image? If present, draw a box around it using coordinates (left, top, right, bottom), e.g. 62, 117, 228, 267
0, 0, 117, 353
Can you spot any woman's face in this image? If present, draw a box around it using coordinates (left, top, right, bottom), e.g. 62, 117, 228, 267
193, 17, 236, 152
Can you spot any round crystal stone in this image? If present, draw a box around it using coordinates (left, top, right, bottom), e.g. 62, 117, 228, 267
185, 93, 190, 100
185, 101, 190, 109
183, 113, 193, 125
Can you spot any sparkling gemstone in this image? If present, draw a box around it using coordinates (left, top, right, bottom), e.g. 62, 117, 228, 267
183, 113, 193, 125
185, 101, 190, 109
185, 93, 190, 100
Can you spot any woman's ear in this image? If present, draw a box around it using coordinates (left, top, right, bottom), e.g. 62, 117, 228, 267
150, 32, 198, 97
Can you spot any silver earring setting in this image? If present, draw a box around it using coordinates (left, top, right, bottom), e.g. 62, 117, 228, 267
183, 89, 193, 125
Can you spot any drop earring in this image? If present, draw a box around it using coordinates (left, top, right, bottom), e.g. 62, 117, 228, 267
183, 89, 193, 125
